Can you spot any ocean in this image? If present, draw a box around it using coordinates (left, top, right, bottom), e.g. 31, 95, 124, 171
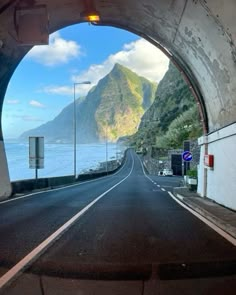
4, 142, 124, 181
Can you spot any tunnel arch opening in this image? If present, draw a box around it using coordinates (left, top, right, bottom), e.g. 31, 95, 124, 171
2, 21, 206, 181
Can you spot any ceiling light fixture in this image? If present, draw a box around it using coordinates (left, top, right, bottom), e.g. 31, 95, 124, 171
81, 0, 100, 23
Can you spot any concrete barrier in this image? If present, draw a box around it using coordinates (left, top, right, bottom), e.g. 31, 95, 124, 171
11, 175, 76, 195
11, 153, 126, 196
77, 164, 119, 181
77, 155, 126, 181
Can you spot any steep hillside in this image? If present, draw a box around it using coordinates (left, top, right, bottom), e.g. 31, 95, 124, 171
20, 63, 157, 143
131, 62, 203, 149
95, 63, 157, 141
141, 62, 196, 131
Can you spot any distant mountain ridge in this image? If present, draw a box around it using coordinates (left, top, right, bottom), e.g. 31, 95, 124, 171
20, 63, 157, 143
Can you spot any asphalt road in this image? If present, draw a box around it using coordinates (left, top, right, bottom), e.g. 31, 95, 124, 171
0, 149, 236, 294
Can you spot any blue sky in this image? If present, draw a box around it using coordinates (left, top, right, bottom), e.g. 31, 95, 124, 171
3, 23, 169, 139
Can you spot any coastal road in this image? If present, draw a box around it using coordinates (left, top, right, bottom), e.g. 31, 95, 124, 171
0, 149, 236, 294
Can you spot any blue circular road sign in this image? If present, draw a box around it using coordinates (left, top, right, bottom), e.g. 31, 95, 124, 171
182, 151, 193, 162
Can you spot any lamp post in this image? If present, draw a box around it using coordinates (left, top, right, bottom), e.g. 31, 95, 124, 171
73, 81, 91, 179
106, 126, 108, 174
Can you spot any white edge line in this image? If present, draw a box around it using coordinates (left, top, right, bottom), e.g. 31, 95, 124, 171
0, 155, 134, 289
137, 155, 153, 182
161, 188, 166, 192
137, 155, 161, 188
176, 193, 184, 200
0, 154, 129, 206
167, 191, 236, 247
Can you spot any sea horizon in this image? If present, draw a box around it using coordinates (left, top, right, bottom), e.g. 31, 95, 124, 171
4, 142, 125, 181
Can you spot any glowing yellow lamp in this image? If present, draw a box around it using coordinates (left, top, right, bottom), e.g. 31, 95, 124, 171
86, 13, 100, 22
81, 10, 100, 22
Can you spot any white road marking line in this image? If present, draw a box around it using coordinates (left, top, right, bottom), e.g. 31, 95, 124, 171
168, 191, 236, 247
137, 155, 163, 190
0, 154, 129, 206
0, 156, 134, 289
0, 183, 81, 205
138, 156, 153, 182
176, 193, 184, 200
161, 188, 166, 192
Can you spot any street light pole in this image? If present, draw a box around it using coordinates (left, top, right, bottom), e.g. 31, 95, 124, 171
106, 126, 108, 174
73, 81, 91, 179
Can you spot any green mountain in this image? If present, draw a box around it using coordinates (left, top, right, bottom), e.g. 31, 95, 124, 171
20, 64, 157, 143
131, 62, 203, 149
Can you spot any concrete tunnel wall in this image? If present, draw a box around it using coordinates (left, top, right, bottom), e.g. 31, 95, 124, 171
198, 123, 236, 210
0, 0, 236, 207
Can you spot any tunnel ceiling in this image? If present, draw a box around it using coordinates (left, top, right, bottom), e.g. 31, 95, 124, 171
0, 0, 236, 137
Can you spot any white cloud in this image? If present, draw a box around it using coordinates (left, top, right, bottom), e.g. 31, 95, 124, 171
27, 32, 81, 66
42, 84, 91, 97
72, 38, 169, 86
6, 99, 20, 105
42, 85, 73, 96
29, 100, 45, 108
15, 115, 44, 122
41, 38, 169, 97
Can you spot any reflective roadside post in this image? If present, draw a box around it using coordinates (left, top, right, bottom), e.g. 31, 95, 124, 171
73, 81, 91, 179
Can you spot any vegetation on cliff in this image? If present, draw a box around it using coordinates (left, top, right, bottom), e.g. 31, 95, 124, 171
130, 62, 203, 150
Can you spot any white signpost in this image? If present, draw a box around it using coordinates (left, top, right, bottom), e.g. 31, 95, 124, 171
29, 136, 44, 179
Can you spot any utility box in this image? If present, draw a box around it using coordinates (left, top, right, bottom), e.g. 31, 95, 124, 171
204, 154, 214, 168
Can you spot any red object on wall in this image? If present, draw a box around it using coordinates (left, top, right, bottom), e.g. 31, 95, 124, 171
204, 154, 214, 168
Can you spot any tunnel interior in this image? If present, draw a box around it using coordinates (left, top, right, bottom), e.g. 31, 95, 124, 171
0, 3, 236, 293
0, 0, 236, 208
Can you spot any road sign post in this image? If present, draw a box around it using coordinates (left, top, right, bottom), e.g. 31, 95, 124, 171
182, 151, 193, 162
182, 150, 193, 176
29, 137, 44, 185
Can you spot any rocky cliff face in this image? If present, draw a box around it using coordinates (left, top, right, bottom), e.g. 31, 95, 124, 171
131, 62, 203, 149
20, 63, 157, 143
140, 62, 196, 131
